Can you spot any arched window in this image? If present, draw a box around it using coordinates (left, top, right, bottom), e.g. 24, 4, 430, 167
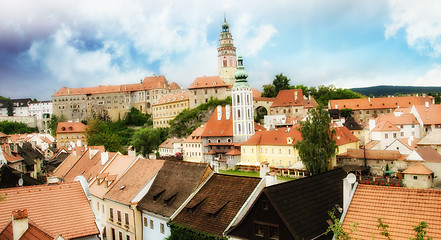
223, 59, 227, 67
247, 94, 250, 105
238, 124, 241, 134
236, 95, 240, 104
237, 109, 241, 119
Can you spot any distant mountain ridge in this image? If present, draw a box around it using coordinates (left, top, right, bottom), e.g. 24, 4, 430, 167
350, 85, 441, 97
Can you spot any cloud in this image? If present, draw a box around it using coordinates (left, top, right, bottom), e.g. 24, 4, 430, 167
414, 65, 441, 86
25, 25, 147, 87
385, 0, 441, 57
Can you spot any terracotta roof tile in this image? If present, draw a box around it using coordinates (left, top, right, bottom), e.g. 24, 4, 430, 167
153, 91, 189, 106
396, 137, 419, 150
169, 82, 182, 90
62, 147, 106, 182
372, 121, 400, 132
105, 159, 164, 204
242, 127, 302, 146
334, 126, 359, 146
0, 144, 24, 163
338, 149, 402, 160
225, 149, 241, 155
172, 174, 261, 236
271, 89, 317, 108
0, 220, 53, 240
403, 163, 433, 175
252, 89, 261, 98
330, 96, 429, 110
342, 185, 441, 239
138, 161, 211, 217
376, 113, 419, 125
201, 107, 233, 137
56, 122, 86, 134
0, 182, 99, 239
52, 154, 81, 179
188, 76, 227, 89
184, 126, 204, 143
416, 147, 441, 162
413, 104, 441, 125
159, 138, 185, 149
52, 76, 170, 96
365, 140, 380, 150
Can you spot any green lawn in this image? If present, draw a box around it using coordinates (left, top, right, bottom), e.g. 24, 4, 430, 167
219, 170, 297, 182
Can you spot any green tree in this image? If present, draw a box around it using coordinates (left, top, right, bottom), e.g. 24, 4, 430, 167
124, 107, 152, 126
131, 128, 163, 156
261, 73, 291, 98
49, 115, 66, 136
0, 121, 38, 134
7, 99, 13, 116
326, 210, 358, 240
294, 104, 337, 175
340, 108, 353, 119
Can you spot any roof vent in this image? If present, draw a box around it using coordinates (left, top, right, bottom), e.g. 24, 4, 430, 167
120, 185, 126, 190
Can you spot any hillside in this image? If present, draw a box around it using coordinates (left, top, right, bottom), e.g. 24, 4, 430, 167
350, 85, 441, 97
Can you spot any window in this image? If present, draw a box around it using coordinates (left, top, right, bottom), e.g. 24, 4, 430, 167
385, 133, 388, 139
393, 133, 397, 138
125, 213, 129, 226
401, 132, 404, 137
97, 202, 100, 211
160, 223, 165, 234
144, 217, 148, 227
111, 228, 116, 240
119, 231, 123, 240
270, 226, 280, 240
109, 208, 114, 220
414, 176, 418, 180
117, 210, 122, 224
255, 224, 264, 237
150, 220, 154, 229
366, 111, 370, 114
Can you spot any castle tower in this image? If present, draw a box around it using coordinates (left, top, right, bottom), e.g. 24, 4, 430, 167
218, 17, 237, 86
232, 56, 254, 143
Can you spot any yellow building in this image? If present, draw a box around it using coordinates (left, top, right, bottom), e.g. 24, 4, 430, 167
239, 127, 302, 169
330, 126, 360, 169
152, 92, 189, 128
56, 122, 86, 148
183, 126, 205, 163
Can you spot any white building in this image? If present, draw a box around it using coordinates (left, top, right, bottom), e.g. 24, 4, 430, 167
29, 100, 53, 133
183, 126, 204, 163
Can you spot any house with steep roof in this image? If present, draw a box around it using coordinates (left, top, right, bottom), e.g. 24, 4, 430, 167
331, 126, 360, 169
183, 126, 205, 163
341, 184, 441, 239
188, 76, 230, 109
0, 142, 43, 179
0, 182, 99, 239
137, 161, 212, 240
56, 121, 87, 148
152, 91, 189, 128
227, 168, 347, 240
342, 117, 365, 143
369, 120, 401, 149
385, 136, 419, 154
0, 209, 53, 240
270, 89, 317, 119
418, 129, 441, 153
410, 103, 441, 136
406, 147, 441, 187
329, 95, 432, 123
52, 76, 180, 121
337, 149, 405, 175
170, 174, 264, 239
157, 137, 185, 157
104, 159, 164, 240
402, 163, 434, 189
0, 164, 42, 188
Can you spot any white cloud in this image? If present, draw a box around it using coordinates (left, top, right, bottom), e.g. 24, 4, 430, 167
414, 65, 441, 86
385, 0, 441, 57
25, 25, 148, 87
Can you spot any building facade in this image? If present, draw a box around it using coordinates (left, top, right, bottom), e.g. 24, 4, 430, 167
218, 17, 237, 86
29, 100, 52, 133
152, 92, 189, 128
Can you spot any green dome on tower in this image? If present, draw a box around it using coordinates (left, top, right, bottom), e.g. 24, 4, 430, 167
234, 56, 249, 88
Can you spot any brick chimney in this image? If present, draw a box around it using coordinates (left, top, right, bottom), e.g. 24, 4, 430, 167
12, 209, 29, 240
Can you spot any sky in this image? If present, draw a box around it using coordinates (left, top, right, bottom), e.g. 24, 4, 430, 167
1, 0, 441, 100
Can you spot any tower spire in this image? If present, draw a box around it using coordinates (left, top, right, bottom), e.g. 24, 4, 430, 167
218, 16, 237, 86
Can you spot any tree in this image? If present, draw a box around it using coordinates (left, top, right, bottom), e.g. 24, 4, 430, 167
124, 107, 152, 126
49, 115, 66, 136
261, 73, 291, 98
294, 104, 337, 175
131, 128, 163, 156
6, 99, 13, 116
410, 221, 432, 240
0, 121, 38, 134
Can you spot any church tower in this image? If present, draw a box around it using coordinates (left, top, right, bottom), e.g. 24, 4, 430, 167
232, 56, 254, 143
218, 17, 237, 86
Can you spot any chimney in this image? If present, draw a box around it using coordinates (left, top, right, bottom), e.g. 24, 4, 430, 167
217, 105, 222, 121
260, 161, 270, 178
343, 173, 356, 212
335, 104, 338, 109
12, 209, 29, 240
128, 147, 136, 157
394, 111, 403, 117
101, 151, 109, 165
425, 102, 429, 108
368, 97, 371, 103
47, 176, 60, 184
294, 91, 298, 101
67, 88, 70, 94
225, 105, 231, 120
408, 136, 414, 147
368, 118, 376, 132
266, 172, 277, 187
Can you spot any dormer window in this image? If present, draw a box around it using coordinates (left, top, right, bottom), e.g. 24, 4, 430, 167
68, 127, 73, 131
186, 197, 207, 213
61, 127, 66, 131
213, 82, 217, 86
153, 190, 166, 201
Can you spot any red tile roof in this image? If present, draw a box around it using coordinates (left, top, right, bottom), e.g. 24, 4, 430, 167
0, 144, 24, 163
403, 163, 433, 175
365, 140, 379, 150
225, 149, 241, 155
52, 154, 81, 179
169, 82, 182, 90
104, 159, 164, 204
0, 220, 53, 240
172, 174, 262, 236
242, 127, 302, 146
396, 137, 419, 150
188, 76, 228, 89
56, 122, 86, 134
334, 126, 359, 146
372, 121, 400, 132
338, 149, 402, 160
416, 147, 441, 162
412, 104, 441, 125
184, 126, 204, 143
271, 89, 317, 108
0, 182, 99, 239
153, 91, 189, 106
342, 185, 441, 239
376, 113, 419, 125
159, 138, 184, 149
252, 89, 261, 98
201, 107, 233, 137
329, 96, 429, 110
52, 76, 170, 96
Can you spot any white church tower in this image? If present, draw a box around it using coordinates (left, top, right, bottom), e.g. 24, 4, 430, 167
232, 56, 254, 143
218, 17, 237, 86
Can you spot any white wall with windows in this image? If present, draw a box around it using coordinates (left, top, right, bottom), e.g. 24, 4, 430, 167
142, 211, 170, 240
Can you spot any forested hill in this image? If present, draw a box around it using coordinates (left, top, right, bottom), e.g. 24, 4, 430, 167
350, 85, 441, 97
